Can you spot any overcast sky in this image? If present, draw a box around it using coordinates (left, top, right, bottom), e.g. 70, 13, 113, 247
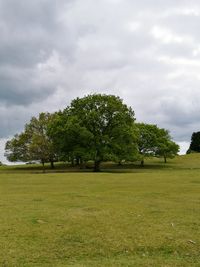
1, 0, 200, 163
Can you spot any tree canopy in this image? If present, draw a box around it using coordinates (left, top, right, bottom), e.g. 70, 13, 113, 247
5, 94, 179, 171
49, 94, 138, 171
5, 112, 57, 170
136, 123, 179, 166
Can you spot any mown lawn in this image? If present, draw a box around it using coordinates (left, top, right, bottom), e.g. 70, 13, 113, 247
0, 157, 200, 266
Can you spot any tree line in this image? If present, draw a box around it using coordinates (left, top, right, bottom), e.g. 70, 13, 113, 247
5, 94, 179, 171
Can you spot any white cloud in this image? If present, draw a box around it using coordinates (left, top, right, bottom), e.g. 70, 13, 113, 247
151, 26, 186, 44
0, 138, 8, 164
177, 141, 189, 155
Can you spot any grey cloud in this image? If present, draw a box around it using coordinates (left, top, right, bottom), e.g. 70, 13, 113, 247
0, 105, 30, 138
0, 65, 56, 105
1, 0, 200, 157
0, 0, 77, 105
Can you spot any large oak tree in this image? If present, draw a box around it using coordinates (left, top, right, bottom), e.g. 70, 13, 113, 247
51, 94, 138, 171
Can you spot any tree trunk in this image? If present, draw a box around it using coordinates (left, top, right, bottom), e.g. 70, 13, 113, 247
141, 159, 144, 167
42, 161, 45, 173
94, 160, 101, 172
118, 161, 122, 166
50, 160, 54, 169
164, 156, 167, 163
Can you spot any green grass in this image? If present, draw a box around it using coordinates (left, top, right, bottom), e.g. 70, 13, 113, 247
1, 155, 200, 266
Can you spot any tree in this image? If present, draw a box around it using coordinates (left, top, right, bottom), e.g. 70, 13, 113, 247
155, 138, 179, 163
5, 132, 31, 162
48, 111, 92, 166
111, 123, 139, 165
5, 113, 57, 170
60, 94, 138, 171
25, 113, 57, 169
136, 123, 160, 166
136, 123, 179, 166
187, 132, 200, 154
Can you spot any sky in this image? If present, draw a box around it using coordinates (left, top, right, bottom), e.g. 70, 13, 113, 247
0, 0, 200, 163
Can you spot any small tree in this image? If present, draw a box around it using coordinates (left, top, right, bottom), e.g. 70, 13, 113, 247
156, 139, 179, 163
136, 123, 179, 166
5, 112, 57, 170
5, 132, 31, 162
25, 113, 57, 169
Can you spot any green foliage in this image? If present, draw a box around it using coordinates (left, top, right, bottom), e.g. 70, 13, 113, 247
48, 111, 92, 164
5, 113, 57, 168
48, 94, 139, 171
5, 133, 31, 162
136, 123, 179, 165
136, 123, 159, 156
187, 132, 200, 153
68, 94, 138, 171
25, 112, 57, 165
156, 140, 180, 163
5, 94, 179, 171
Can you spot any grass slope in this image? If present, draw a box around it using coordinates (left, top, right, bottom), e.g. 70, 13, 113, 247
0, 154, 200, 266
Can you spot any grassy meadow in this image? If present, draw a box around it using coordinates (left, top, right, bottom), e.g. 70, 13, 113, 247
0, 155, 200, 266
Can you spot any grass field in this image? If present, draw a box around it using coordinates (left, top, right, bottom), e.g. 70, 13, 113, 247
0, 155, 200, 266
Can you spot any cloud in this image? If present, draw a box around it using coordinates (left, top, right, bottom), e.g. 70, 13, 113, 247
0, 0, 200, 161
177, 141, 190, 155
0, 138, 8, 164
0, 0, 75, 105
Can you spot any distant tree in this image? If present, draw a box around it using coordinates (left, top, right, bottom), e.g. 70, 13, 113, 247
25, 112, 57, 169
156, 139, 179, 163
60, 94, 138, 171
136, 123, 179, 166
5, 113, 57, 170
187, 132, 200, 154
5, 132, 31, 162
